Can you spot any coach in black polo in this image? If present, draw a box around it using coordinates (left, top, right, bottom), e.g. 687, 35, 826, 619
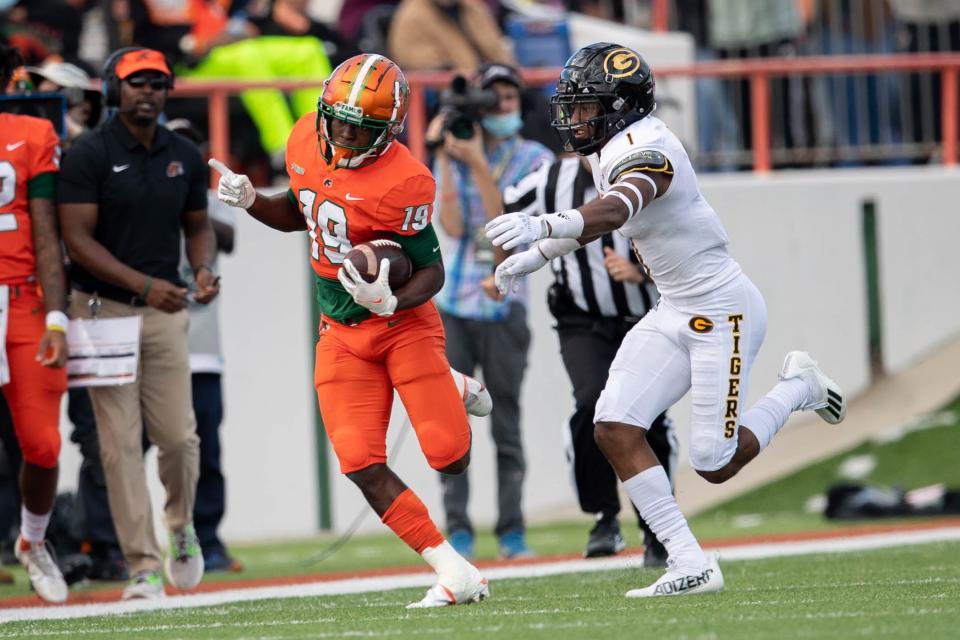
57, 48, 219, 601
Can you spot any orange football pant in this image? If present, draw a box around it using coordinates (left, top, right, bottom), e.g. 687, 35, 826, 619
314, 301, 471, 474
2, 285, 67, 468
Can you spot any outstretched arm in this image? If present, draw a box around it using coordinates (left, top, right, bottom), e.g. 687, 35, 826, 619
247, 191, 307, 232
209, 158, 306, 232
486, 170, 672, 250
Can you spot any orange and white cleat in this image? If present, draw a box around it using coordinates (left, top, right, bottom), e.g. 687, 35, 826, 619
15, 536, 68, 603
452, 368, 493, 417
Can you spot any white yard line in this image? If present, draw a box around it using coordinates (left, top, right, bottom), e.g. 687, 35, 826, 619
2, 526, 959, 624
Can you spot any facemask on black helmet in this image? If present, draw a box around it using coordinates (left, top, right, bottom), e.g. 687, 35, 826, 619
550, 43, 656, 155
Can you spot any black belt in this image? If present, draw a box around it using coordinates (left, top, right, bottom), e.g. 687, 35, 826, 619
72, 283, 148, 307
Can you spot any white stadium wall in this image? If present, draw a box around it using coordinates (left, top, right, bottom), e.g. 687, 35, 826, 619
872, 170, 960, 373
54, 167, 960, 540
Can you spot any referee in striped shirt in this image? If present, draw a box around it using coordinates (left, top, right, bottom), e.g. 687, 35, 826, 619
504, 155, 676, 565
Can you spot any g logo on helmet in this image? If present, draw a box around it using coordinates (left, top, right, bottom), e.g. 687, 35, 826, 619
603, 48, 641, 79
689, 316, 714, 333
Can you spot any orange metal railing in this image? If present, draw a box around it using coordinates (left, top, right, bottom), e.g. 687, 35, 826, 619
170, 52, 960, 184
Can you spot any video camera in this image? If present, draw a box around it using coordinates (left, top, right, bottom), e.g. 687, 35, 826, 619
0, 93, 67, 138
438, 74, 498, 140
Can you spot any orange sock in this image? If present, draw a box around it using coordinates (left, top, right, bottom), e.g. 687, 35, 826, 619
381, 489, 445, 554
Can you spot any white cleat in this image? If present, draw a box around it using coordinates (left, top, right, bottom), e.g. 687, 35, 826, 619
625, 553, 724, 598
455, 370, 493, 417
15, 536, 68, 603
779, 351, 846, 424
407, 567, 490, 608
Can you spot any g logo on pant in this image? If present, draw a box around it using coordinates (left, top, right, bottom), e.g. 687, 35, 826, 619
689, 316, 714, 333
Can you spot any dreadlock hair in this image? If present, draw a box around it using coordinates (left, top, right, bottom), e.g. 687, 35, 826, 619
0, 40, 23, 95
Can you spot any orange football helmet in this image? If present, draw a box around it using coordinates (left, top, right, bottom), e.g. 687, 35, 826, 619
317, 53, 409, 169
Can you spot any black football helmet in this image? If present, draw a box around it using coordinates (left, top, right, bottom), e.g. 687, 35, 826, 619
550, 42, 656, 155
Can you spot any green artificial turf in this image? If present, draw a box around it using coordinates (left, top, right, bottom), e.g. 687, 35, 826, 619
689, 398, 960, 540
0, 399, 956, 600
3, 541, 959, 639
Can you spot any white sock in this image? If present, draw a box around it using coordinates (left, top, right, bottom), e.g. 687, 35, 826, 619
422, 541, 473, 583
741, 377, 808, 451
20, 506, 52, 543
623, 466, 705, 569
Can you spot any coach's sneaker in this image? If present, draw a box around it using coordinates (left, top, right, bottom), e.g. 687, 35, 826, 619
448, 529, 475, 559
779, 351, 846, 424
165, 524, 204, 590
122, 570, 165, 600
585, 516, 626, 558
625, 553, 723, 598
407, 564, 490, 608
15, 536, 67, 603
498, 530, 535, 559
452, 368, 493, 417
641, 532, 669, 569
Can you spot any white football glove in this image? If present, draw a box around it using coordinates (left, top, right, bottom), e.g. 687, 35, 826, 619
337, 258, 398, 317
208, 158, 256, 209
494, 247, 548, 295
485, 212, 547, 251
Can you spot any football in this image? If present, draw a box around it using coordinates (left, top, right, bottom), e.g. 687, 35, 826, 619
344, 240, 413, 290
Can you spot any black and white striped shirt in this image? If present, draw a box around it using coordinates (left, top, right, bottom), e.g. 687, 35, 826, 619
504, 156, 659, 320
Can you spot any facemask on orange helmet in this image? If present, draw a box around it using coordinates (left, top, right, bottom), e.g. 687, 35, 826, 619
316, 53, 409, 169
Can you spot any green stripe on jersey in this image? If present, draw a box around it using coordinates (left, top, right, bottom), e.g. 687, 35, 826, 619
27, 172, 55, 200
392, 224, 442, 270
315, 276, 371, 325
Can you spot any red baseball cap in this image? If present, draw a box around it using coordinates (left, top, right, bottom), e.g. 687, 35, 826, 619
114, 49, 172, 80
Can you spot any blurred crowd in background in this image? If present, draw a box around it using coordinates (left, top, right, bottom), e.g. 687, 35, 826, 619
3, 0, 960, 178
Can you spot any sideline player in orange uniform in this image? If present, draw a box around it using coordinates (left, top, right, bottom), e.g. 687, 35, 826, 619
209, 53, 490, 607
0, 43, 70, 603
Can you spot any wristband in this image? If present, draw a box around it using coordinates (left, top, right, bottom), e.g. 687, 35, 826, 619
142, 276, 154, 299
537, 238, 581, 260
541, 209, 585, 239
193, 264, 213, 276
46, 310, 69, 333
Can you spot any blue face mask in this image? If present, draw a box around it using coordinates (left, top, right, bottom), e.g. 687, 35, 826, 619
481, 111, 522, 138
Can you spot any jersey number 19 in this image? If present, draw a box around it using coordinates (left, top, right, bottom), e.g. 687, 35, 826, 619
299, 189, 350, 264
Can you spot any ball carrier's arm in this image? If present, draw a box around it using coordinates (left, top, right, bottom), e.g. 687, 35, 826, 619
209, 159, 306, 232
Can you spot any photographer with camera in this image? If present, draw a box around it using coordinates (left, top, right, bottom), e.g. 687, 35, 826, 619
426, 63, 553, 560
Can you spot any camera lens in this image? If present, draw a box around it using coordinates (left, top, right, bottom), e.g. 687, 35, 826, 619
449, 116, 474, 139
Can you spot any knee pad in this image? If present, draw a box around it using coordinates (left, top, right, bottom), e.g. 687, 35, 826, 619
20, 431, 61, 469
687, 437, 734, 473
329, 429, 377, 474
419, 420, 469, 471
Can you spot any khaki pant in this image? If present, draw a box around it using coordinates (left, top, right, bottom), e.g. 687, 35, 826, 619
70, 290, 199, 574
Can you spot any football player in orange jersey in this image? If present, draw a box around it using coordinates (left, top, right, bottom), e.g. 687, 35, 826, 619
0, 42, 70, 603
210, 53, 490, 608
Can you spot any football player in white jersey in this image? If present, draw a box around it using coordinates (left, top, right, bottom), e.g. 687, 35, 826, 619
485, 43, 847, 597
